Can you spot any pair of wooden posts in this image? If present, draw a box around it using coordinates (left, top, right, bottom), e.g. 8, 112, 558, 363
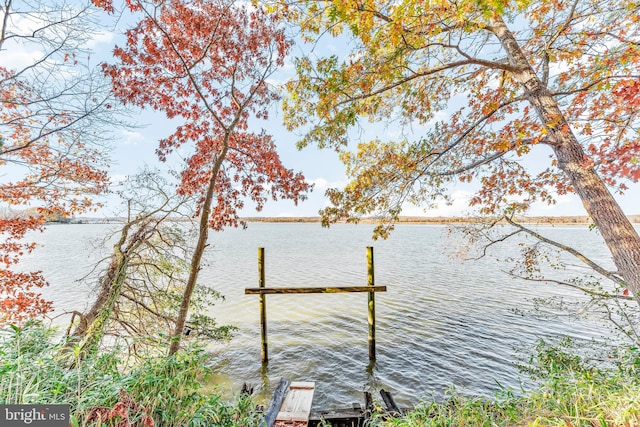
245, 247, 386, 363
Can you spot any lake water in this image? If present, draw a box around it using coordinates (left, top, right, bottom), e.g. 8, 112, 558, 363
18, 222, 619, 409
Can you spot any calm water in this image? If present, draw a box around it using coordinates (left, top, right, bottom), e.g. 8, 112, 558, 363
19, 222, 617, 409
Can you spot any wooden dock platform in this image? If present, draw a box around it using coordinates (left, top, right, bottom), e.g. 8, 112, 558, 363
309, 407, 365, 427
259, 379, 406, 427
275, 382, 316, 426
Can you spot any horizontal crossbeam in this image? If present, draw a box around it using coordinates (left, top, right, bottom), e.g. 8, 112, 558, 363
245, 286, 387, 295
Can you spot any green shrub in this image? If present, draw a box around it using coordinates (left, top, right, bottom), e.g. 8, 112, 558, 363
0, 322, 259, 426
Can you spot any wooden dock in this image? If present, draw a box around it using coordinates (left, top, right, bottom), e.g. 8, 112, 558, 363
258, 379, 406, 427
309, 407, 366, 427
275, 382, 316, 426
260, 379, 316, 427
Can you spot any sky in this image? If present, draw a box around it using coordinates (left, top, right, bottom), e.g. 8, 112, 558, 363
2, 2, 639, 220
112, 102, 640, 219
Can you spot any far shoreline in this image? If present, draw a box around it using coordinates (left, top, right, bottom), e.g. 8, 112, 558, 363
43, 214, 640, 226
240, 215, 640, 226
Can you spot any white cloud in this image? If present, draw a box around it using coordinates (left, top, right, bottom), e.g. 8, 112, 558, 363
84, 30, 115, 49
307, 177, 344, 191
308, 177, 328, 191
121, 130, 146, 145
0, 47, 43, 69
0, 11, 50, 70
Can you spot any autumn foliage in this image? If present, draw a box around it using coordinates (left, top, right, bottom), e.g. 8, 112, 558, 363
101, 0, 309, 228
277, 0, 640, 301
281, 0, 640, 211
97, 0, 309, 353
0, 68, 108, 323
1, 1, 111, 325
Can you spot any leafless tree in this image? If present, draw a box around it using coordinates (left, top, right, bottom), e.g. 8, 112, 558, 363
67, 170, 235, 359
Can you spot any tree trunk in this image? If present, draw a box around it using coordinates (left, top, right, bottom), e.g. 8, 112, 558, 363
74, 259, 129, 355
168, 142, 230, 355
68, 220, 147, 354
490, 15, 640, 305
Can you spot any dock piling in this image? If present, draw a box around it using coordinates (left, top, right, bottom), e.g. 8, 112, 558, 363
248, 247, 384, 364
367, 246, 376, 361
259, 247, 268, 364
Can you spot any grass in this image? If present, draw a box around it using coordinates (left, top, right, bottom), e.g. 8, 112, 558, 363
368, 338, 640, 427
4, 323, 640, 426
367, 377, 640, 426
0, 321, 259, 426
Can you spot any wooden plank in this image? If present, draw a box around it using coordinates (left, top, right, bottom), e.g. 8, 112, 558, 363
240, 382, 254, 396
364, 392, 373, 412
275, 382, 315, 424
380, 389, 402, 415
309, 407, 364, 421
309, 407, 364, 427
363, 391, 374, 422
245, 286, 387, 295
261, 378, 290, 427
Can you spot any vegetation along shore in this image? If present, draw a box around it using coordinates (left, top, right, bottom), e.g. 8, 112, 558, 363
2, 0, 640, 425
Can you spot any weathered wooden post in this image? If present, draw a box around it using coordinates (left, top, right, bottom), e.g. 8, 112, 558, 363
259, 247, 268, 363
367, 246, 376, 361
245, 247, 386, 364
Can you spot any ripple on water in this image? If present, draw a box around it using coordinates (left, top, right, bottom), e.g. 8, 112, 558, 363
22, 222, 623, 409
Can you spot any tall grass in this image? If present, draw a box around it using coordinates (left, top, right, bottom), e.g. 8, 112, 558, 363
5, 323, 640, 426
0, 321, 259, 426
367, 338, 640, 427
